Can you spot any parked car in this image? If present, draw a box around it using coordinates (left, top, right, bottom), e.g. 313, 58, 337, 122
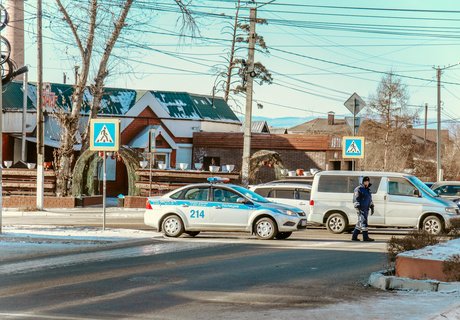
308, 171, 459, 235
263, 179, 313, 185
431, 181, 460, 207
144, 177, 307, 240
425, 182, 435, 189
250, 183, 311, 213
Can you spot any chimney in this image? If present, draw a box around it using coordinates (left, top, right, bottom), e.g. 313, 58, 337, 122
327, 111, 335, 125
5, 0, 25, 70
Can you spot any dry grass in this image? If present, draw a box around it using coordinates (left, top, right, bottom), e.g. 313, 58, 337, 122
447, 217, 460, 239
443, 254, 460, 281
387, 230, 440, 264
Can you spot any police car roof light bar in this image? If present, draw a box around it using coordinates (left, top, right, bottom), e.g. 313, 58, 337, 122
207, 177, 230, 184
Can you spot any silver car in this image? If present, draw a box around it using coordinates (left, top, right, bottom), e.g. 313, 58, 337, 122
144, 178, 307, 240
431, 181, 460, 207
250, 183, 311, 213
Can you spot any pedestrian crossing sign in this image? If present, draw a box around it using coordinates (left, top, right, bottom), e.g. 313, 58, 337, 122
342, 136, 365, 159
90, 119, 120, 151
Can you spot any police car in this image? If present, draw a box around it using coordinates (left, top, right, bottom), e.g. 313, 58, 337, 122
144, 177, 307, 240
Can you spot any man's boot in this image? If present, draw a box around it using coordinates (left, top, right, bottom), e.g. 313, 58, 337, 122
351, 229, 360, 241
362, 231, 375, 242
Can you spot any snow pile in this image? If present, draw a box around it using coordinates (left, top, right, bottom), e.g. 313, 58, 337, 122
398, 238, 460, 261
0, 225, 158, 242
0, 225, 160, 262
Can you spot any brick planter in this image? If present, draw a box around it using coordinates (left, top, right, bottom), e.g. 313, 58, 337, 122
124, 196, 147, 208
76, 196, 103, 207
396, 256, 448, 282
3, 196, 76, 209
395, 238, 460, 282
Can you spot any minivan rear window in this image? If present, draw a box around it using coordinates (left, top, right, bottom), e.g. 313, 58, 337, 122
274, 189, 295, 199
318, 176, 358, 193
318, 175, 381, 193
252, 188, 271, 197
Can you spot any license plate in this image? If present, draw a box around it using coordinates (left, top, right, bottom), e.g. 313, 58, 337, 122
300, 220, 307, 226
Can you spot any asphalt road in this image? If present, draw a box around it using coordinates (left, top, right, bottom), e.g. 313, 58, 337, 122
1, 212, 458, 319
0, 239, 388, 320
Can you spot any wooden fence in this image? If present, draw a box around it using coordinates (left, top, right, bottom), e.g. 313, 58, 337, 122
2, 169, 56, 196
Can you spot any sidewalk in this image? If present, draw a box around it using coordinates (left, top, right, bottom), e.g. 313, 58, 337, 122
2, 206, 144, 217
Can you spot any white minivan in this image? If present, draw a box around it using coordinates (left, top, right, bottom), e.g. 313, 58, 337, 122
309, 171, 459, 235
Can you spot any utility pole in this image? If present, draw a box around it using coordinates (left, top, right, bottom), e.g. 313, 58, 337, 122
424, 103, 428, 146
241, 7, 256, 187
436, 67, 442, 182
434, 63, 459, 182
22, 72, 28, 161
36, 0, 44, 209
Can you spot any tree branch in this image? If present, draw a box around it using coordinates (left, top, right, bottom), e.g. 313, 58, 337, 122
55, 0, 85, 57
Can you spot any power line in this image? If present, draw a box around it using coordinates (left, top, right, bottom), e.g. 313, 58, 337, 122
269, 47, 460, 86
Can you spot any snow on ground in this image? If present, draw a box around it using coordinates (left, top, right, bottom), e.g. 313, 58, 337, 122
227, 291, 460, 320
0, 225, 161, 262
0, 225, 157, 241
399, 238, 460, 261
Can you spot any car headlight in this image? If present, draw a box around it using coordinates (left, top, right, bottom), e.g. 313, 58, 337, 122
277, 209, 298, 216
445, 207, 459, 214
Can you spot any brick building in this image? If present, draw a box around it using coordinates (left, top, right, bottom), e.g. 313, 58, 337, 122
192, 132, 343, 183
2, 81, 241, 195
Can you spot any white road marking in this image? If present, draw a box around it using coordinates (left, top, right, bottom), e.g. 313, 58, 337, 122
0, 312, 101, 320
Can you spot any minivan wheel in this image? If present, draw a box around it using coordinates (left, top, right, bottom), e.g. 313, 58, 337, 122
326, 213, 348, 234
422, 216, 444, 235
162, 214, 184, 237
254, 217, 278, 240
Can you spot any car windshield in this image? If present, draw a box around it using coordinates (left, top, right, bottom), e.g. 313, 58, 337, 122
231, 186, 270, 203
408, 176, 438, 197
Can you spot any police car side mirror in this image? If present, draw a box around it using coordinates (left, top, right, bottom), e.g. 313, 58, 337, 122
413, 189, 421, 197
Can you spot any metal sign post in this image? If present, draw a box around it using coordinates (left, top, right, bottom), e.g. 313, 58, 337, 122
149, 152, 152, 197
344, 93, 366, 171
148, 128, 159, 196
89, 118, 120, 230
102, 151, 106, 230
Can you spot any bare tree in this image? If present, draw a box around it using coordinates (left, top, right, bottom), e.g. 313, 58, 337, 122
214, 2, 273, 104
365, 73, 417, 171
52, 0, 196, 196
443, 124, 460, 180
53, 0, 99, 196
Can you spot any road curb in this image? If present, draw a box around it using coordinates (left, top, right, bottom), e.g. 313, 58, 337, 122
368, 270, 460, 292
0, 237, 162, 264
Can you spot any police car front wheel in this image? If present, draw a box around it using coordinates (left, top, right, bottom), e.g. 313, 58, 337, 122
254, 217, 278, 240
162, 214, 184, 237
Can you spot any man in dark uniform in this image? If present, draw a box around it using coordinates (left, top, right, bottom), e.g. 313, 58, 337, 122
352, 176, 375, 242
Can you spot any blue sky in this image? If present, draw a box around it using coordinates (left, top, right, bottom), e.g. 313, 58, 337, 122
18, 0, 460, 127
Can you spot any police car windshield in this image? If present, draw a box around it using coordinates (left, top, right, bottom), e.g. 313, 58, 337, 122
408, 176, 438, 197
231, 186, 270, 203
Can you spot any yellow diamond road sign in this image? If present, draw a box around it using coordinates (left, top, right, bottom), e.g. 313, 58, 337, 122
90, 119, 120, 151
